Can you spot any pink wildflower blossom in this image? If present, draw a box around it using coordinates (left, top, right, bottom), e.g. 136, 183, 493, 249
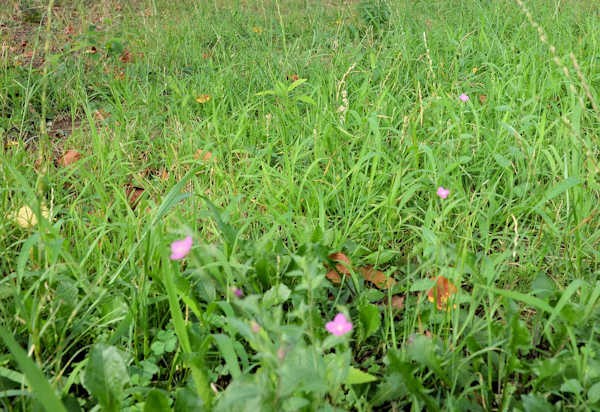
459, 93, 469, 102
326, 313, 353, 336
170, 236, 192, 260
437, 186, 450, 199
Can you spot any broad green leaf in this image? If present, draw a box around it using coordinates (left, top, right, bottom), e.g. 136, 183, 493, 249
345, 367, 378, 384
174, 387, 204, 412
493, 153, 512, 169
262, 284, 291, 307
520, 394, 555, 412
144, 389, 172, 412
588, 381, 600, 403
560, 379, 583, 394
358, 303, 381, 340
83, 344, 129, 412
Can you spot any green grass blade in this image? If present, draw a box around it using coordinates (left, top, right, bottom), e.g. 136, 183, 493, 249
0, 326, 67, 412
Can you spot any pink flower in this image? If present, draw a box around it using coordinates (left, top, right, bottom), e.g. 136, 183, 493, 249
232, 287, 244, 298
459, 93, 469, 102
326, 313, 353, 336
437, 186, 450, 199
250, 320, 261, 333
170, 236, 192, 260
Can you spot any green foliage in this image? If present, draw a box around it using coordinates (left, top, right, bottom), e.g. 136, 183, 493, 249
1, 0, 600, 410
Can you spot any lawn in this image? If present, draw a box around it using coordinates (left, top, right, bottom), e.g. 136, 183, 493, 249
1, 0, 600, 410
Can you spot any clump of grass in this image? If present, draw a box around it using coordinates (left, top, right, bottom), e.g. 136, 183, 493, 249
358, 0, 390, 30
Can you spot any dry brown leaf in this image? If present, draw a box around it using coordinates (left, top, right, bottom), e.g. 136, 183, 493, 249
159, 168, 169, 181
125, 184, 144, 209
359, 265, 396, 289
391, 295, 405, 311
325, 269, 342, 283
325, 252, 352, 284
194, 149, 213, 161
427, 276, 458, 310
58, 149, 81, 167
479, 94, 487, 104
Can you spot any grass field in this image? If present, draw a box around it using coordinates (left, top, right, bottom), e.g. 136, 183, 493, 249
1, 0, 600, 410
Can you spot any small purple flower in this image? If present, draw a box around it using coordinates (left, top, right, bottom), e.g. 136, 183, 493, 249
459, 93, 469, 102
437, 186, 450, 199
326, 313, 353, 336
232, 287, 244, 298
170, 236, 192, 260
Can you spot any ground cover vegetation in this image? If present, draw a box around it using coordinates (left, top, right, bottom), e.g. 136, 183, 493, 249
1, 0, 600, 410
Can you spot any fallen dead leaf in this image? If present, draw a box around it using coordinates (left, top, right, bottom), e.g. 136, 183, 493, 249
359, 265, 397, 289
10, 204, 49, 228
125, 184, 144, 209
391, 295, 405, 311
325, 252, 351, 284
58, 149, 81, 167
479, 94, 487, 104
119, 50, 132, 64
427, 276, 458, 310
194, 149, 213, 161
195, 94, 211, 104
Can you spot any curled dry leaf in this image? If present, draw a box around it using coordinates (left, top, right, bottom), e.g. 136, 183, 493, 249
359, 265, 397, 289
479, 94, 487, 104
325, 252, 351, 284
125, 184, 144, 209
427, 276, 458, 310
58, 149, 81, 167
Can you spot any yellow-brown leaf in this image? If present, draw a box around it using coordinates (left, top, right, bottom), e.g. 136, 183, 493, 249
427, 276, 458, 310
